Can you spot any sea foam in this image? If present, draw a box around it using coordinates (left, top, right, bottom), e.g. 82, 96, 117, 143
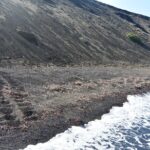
23, 93, 150, 150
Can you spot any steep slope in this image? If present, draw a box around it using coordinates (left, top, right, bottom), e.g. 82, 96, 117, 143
0, 0, 150, 65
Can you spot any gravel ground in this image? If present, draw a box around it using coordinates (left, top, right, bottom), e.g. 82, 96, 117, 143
0, 64, 150, 150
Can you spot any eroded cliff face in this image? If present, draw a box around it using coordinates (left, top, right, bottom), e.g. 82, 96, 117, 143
0, 0, 150, 65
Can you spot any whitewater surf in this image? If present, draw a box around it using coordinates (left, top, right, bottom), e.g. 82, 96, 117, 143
23, 93, 150, 150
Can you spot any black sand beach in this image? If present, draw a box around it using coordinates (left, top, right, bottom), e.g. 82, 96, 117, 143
0, 65, 149, 150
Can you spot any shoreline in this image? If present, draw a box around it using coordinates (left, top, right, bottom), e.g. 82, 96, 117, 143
1, 84, 150, 150
0, 65, 150, 150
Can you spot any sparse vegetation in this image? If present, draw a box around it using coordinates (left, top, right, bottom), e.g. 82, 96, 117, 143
127, 32, 142, 44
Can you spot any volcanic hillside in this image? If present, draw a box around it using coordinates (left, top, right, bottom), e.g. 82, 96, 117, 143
0, 0, 150, 65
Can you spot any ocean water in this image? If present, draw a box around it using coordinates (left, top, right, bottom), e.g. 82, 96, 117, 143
23, 93, 150, 150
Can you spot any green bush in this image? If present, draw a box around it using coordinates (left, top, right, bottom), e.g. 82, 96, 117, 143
127, 32, 142, 44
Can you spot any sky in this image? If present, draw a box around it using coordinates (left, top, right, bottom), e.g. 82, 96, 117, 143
97, 0, 150, 17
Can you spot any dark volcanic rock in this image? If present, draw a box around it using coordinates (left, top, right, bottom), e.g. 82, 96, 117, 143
0, 0, 150, 65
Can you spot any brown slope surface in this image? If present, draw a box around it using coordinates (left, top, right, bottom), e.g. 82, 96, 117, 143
0, 0, 150, 65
